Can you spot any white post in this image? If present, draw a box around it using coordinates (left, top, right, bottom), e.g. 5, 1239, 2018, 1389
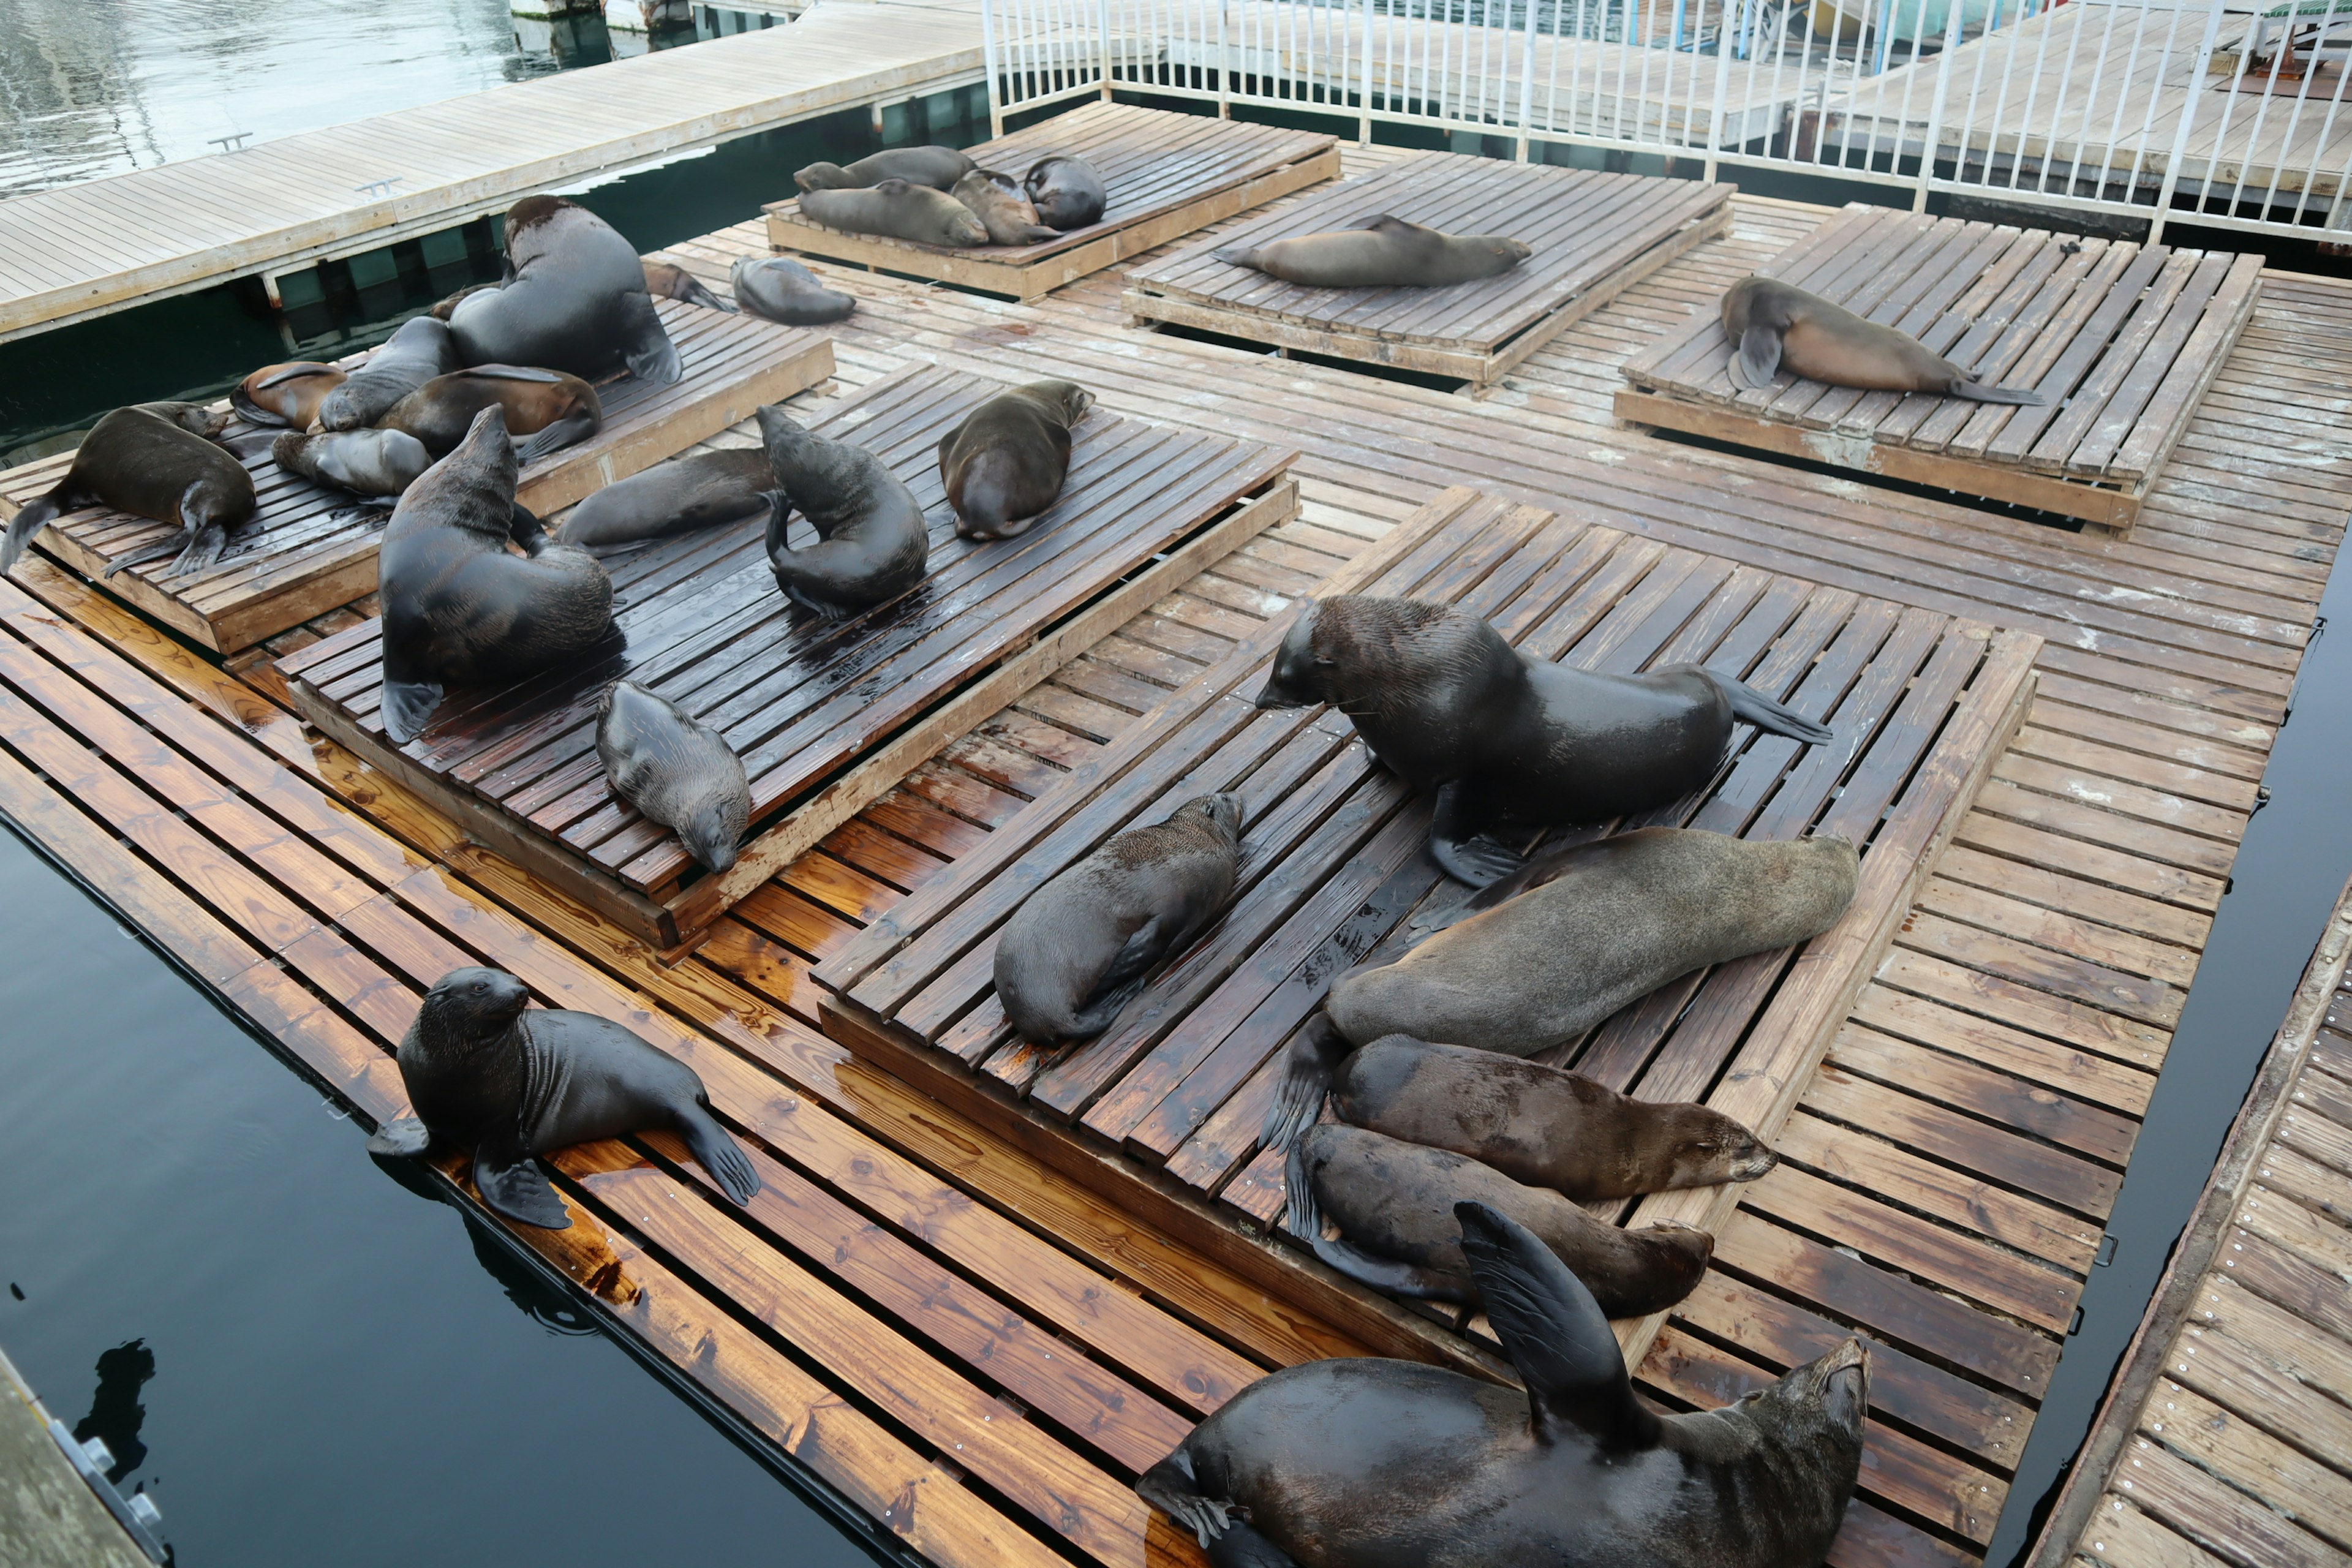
1098, 0, 1114, 98
2147, 0, 2230, 243
1705, 0, 1736, 183
1517, 0, 1537, 159
1913, 0, 1965, 210
982, 0, 1006, 134
1359, 0, 1375, 143
1218, 0, 1231, 115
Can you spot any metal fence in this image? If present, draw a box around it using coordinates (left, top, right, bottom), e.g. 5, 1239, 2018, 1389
981, 0, 2352, 240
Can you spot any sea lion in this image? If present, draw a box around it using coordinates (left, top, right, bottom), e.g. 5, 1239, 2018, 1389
376, 407, 614, 744
755, 404, 930, 614
937, 379, 1094, 540
595, 679, 752, 874
1324, 827, 1858, 1055
798, 180, 989, 248
1254, 595, 1838, 886
559, 448, 775, 552
381, 366, 603, 463
729, 256, 857, 326
1722, 274, 2047, 404
364, 966, 760, 1229
951, 170, 1060, 246
1, 405, 257, 579
1137, 1200, 1868, 1568
447, 195, 682, 385
993, 793, 1245, 1046
317, 314, 461, 431
1023, 154, 1107, 230
642, 258, 734, 313
231, 361, 347, 428
1216, 216, 1532, 288
794, 145, 976, 192
1265, 1024, 1776, 1198
1285, 1125, 1712, 1314
271, 428, 432, 497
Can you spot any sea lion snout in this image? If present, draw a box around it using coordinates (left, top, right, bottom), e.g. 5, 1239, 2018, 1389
1254, 612, 1327, 709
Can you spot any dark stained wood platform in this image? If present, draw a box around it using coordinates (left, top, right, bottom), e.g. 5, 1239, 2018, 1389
764, 102, 1340, 301
0, 300, 833, 654
276, 364, 1297, 953
1124, 156, 1732, 387
1615, 206, 2265, 535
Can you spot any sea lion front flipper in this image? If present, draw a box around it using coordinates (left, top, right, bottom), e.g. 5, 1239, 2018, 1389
516, 412, 599, 465
472, 1138, 572, 1229
1135, 1447, 1245, 1550
1261, 1012, 1351, 1153
1205, 1523, 1301, 1568
1733, 322, 1782, 390
380, 668, 447, 747
365, 1117, 433, 1157
1428, 781, 1524, 888
622, 296, 685, 386
1286, 1144, 1468, 1303
674, 1098, 762, 1206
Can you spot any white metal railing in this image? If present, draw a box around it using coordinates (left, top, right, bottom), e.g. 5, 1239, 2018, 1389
981, 0, 2352, 240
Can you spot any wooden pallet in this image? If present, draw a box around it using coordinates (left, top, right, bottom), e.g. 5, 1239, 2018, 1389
277, 364, 1298, 955
1615, 205, 2264, 535
815, 486, 2040, 1374
0, 300, 833, 654
1124, 157, 1732, 388
763, 102, 1340, 301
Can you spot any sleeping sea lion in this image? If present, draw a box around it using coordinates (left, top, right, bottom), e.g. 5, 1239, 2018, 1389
993, 793, 1244, 1046
271, 428, 432, 498
1, 404, 257, 579
1285, 1126, 1712, 1314
365, 966, 760, 1228
595, 679, 752, 874
1324, 827, 1858, 1056
1722, 274, 2047, 403
1254, 595, 1837, 886
798, 179, 989, 248
231, 361, 347, 428
1138, 1200, 1868, 1568
729, 256, 857, 326
642, 258, 734, 313
447, 195, 682, 385
1024, 154, 1107, 230
794, 145, 976, 192
381, 366, 603, 462
1216, 216, 1532, 288
376, 407, 614, 744
559, 448, 775, 552
756, 404, 930, 614
937, 378, 1093, 540
951, 170, 1059, 246
317, 314, 461, 431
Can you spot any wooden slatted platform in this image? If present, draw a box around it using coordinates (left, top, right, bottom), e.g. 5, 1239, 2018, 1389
1123, 156, 1732, 388
1615, 205, 2265, 535
0, 300, 834, 654
764, 102, 1340, 301
276, 364, 1297, 954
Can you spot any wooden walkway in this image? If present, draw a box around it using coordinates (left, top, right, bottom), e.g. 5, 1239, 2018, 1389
0, 0, 984, 343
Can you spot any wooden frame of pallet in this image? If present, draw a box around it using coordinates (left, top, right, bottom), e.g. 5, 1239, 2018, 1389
763, 102, 1341, 301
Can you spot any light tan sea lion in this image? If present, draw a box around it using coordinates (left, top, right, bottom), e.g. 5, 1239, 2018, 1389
232, 362, 347, 428
1722, 274, 2048, 403
1217, 216, 1532, 288
799, 179, 989, 247
951, 170, 1060, 246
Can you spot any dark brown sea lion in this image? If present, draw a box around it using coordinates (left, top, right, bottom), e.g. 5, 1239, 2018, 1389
1722, 274, 2047, 403
558, 448, 775, 552
642, 258, 734, 313
365, 966, 760, 1228
1137, 1200, 1868, 1568
271, 428, 432, 498
1023, 154, 1106, 230
951, 170, 1059, 246
756, 404, 930, 615
1254, 595, 1837, 885
728, 256, 856, 325
798, 180, 989, 247
231, 361, 347, 428
993, 793, 1245, 1046
595, 679, 752, 874
381, 366, 603, 463
376, 407, 614, 744
794, 145, 975, 192
937, 379, 1093, 540
447, 196, 682, 385
1324, 827, 1858, 1055
1, 404, 257, 579
317, 314, 462, 431
1218, 216, 1532, 288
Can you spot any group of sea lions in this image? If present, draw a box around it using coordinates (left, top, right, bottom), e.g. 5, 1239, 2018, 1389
793, 143, 1107, 250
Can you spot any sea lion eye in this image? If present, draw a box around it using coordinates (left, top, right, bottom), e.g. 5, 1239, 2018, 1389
472, 980, 489, 995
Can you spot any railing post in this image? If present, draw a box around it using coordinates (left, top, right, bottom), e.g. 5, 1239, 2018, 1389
1097, 0, 1114, 99
1913, 0, 1965, 210
1359, 0, 1375, 143
1517, 0, 1538, 158
1217, 0, 1232, 116
981, 0, 1006, 135
1704, 0, 1736, 182
2147, 0, 2230, 243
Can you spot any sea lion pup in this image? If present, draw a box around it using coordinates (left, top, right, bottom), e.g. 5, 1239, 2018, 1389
952, 170, 1060, 246
642, 258, 734, 312
1254, 595, 1837, 886
317, 314, 461, 431
595, 680, 752, 874
1722, 274, 2047, 404
937, 379, 1094, 540
271, 428, 432, 498
231, 361, 347, 428
994, 793, 1245, 1046
1285, 1126, 1712, 1315
1325, 827, 1858, 1056
794, 145, 976, 192
376, 409, 614, 744
756, 404, 930, 614
1, 405, 257, 578
1264, 1025, 1776, 1198
1138, 1200, 1869, 1568
799, 180, 990, 248
381, 366, 603, 462
729, 256, 857, 325
447, 195, 682, 385
365, 966, 760, 1229
1217, 217, 1532, 288
1024, 154, 1107, 230
559, 448, 776, 552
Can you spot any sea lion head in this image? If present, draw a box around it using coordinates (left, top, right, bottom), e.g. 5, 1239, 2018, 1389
1028, 379, 1095, 426
1170, 791, 1245, 848
398, 407, 520, 539
794, 160, 851, 192
136, 401, 230, 439
1254, 595, 1461, 713
1726, 1337, 1870, 1525
415, 965, 532, 1052
1490, 236, 1534, 266
1649, 1103, 1779, 1187
503, 194, 575, 243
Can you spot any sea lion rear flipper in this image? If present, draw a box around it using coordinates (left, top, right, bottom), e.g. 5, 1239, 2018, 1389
1429, 781, 1524, 889
1261, 1013, 1351, 1153
100, 532, 189, 579
163, 520, 229, 580
1135, 1448, 1246, 1550
380, 671, 447, 746
1212, 244, 1260, 269
365, 1116, 433, 1157
516, 412, 599, 465
1066, 918, 1176, 1034
1285, 1144, 1468, 1303
1711, 671, 1834, 746
1204, 1523, 1300, 1568
674, 1098, 762, 1206
473, 1139, 572, 1229
1733, 322, 1782, 390
0, 492, 64, 574
1950, 379, 2047, 406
